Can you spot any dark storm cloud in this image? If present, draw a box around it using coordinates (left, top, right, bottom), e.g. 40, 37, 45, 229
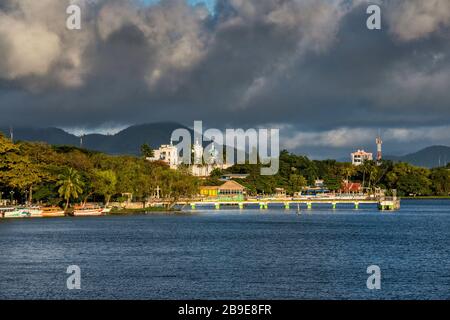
0, 0, 449, 157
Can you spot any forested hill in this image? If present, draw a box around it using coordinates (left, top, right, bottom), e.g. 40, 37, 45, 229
386, 146, 450, 168
0, 122, 190, 155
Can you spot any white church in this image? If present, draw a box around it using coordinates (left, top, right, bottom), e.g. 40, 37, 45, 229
147, 139, 232, 177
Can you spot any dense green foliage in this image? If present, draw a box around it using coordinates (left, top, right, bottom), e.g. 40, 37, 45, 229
221, 150, 450, 197
1, 134, 449, 207
0, 134, 198, 207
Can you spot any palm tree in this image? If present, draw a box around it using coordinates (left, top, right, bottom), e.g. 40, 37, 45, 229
341, 164, 356, 181
57, 168, 84, 211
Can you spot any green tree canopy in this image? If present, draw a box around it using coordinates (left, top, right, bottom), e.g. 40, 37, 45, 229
57, 168, 84, 210
140, 144, 154, 158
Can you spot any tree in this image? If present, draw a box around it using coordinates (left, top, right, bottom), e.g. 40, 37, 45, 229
0, 135, 47, 203
92, 169, 117, 206
159, 170, 199, 208
324, 176, 341, 191
385, 163, 432, 196
288, 174, 307, 195
140, 144, 154, 158
57, 168, 84, 210
210, 168, 223, 179
339, 163, 356, 181
430, 168, 450, 196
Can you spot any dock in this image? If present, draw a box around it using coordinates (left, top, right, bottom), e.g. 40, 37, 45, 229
183, 196, 400, 211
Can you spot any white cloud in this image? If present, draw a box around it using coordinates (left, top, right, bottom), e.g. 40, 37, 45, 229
0, 0, 93, 87
0, 14, 61, 79
387, 0, 450, 41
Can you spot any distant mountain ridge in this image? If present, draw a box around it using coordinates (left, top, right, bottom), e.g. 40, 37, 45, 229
0, 122, 191, 155
385, 145, 450, 168
1, 124, 449, 168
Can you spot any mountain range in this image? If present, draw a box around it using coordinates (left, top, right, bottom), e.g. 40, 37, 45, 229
385, 146, 450, 168
0, 122, 191, 156
1, 123, 450, 168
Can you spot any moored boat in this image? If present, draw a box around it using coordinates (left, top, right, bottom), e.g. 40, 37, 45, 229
101, 207, 112, 214
22, 207, 44, 218
73, 205, 104, 216
1, 207, 31, 218
41, 207, 66, 217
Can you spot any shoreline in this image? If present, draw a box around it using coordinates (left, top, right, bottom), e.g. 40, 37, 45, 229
1, 198, 447, 219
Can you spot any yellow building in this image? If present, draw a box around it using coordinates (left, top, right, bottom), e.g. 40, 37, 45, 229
199, 181, 246, 200
200, 186, 219, 197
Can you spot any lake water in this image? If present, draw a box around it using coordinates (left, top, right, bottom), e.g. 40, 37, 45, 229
0, 200, 449, 300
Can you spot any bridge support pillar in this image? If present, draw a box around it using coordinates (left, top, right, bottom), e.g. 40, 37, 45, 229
239, 203, 244, 210
354, 202, 359, 210
284, 203, 290, 210
215, 203, 220, 210
332, 202, 336, 210
307, 202, 312, 210
190, 203, 196, 210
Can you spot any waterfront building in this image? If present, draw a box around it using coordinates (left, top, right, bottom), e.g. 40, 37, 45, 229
351, 149, 373, 166
300, 185, 330, 196
274, 188, 287, 198
199, 185, 220, 198
296, 179, 331, 197
340, 180, 362, 193
199, 180, 246, 201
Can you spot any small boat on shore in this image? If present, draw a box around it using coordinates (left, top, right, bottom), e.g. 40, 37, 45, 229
22, 207, 44, 218
1, 207, 31, 218
1, 205, 110, 218
73, 205, 108, 216
102, 207, 112, 214
41, 207, 65, 218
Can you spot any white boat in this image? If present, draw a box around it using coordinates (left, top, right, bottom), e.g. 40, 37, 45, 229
42, 207, 66, 218
73, 206, 104, 216
22, 207, 43, 218
1, 207, 31, 218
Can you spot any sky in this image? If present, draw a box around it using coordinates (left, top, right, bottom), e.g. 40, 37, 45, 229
144, 0, 216, 12
0, 0, 450, 159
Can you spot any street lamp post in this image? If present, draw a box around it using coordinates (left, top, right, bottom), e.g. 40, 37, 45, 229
10, 191, 14, 204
